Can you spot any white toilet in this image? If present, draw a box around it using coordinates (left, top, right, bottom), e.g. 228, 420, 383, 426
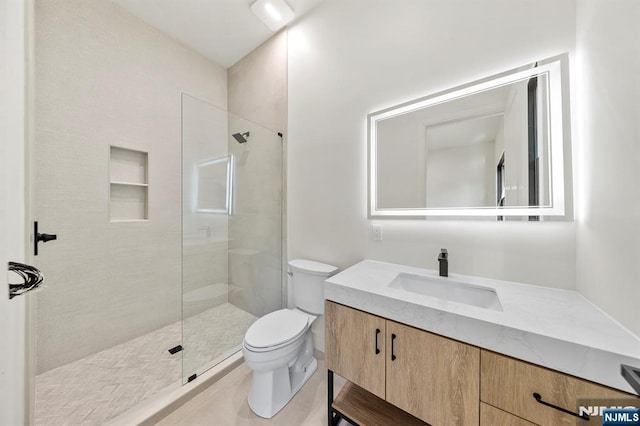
242, 259, 338, 418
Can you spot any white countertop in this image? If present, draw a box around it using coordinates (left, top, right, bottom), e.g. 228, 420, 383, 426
324, 259, 640, 394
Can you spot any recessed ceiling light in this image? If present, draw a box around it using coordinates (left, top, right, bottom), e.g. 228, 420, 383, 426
251, 0, 295, 31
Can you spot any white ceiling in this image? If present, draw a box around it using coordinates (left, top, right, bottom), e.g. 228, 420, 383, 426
110, 0, 325, 68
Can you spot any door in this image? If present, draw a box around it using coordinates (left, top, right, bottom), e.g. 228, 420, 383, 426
325, 301, 386, 399
386, 321, 480, 425
0, 0, 28, 423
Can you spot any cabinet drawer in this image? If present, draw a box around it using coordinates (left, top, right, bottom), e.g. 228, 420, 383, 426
481, 350, 637, 425
480, 403, 536, 426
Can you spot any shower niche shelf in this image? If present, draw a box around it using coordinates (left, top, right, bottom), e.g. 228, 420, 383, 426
109, 146, 149, 221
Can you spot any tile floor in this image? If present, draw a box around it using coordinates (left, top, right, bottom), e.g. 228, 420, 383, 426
35, 303, 256, 425
158, 360, 346, 426
182, 304, 257, 379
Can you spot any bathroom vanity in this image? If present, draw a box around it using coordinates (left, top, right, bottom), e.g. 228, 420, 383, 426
324, 260, 640, 426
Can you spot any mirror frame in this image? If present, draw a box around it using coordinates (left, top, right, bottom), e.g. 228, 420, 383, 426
195, 154, 234, 214
368, 56, 567, 218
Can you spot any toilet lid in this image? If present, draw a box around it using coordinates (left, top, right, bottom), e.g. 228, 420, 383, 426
244, 309, 309, 349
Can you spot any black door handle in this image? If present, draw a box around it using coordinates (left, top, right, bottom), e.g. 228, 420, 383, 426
38, 233, 57, 243
34, 221, 57, 256
532, 393, 590, 421
391, 333, 397, 361
375, 328, 381, 354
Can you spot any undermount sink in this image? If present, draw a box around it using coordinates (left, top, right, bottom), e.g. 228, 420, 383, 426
388, 273, 503, 311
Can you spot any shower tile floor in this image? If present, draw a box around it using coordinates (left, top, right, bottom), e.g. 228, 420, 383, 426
34, 303, 257, 426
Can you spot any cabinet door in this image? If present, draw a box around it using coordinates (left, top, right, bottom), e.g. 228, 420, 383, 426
481, 350, 639, 425
386, 321, 480, 426
325, 301, 386, 399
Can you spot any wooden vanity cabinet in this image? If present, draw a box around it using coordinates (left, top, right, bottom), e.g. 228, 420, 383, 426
326, 301, 638, 426
326, 301, 480, 425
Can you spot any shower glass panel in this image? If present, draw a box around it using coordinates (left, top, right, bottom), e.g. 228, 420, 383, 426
181, 99, 283, 382
227, 113, 284, 318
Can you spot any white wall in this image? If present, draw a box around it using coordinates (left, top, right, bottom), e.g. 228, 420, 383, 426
33, 0, 227, 372
575, 0, 640, 337
288, 0, 577, 291
0, 0, 27, 423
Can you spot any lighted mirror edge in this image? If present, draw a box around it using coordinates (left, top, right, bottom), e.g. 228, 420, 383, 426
369, 61, 560, 122
368, 54, 567, 218
369, 206, 565, 218
194, 153, 234, 215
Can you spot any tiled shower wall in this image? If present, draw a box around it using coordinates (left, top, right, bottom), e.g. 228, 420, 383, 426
227, 32, 288, 318
33, 0, 227, 373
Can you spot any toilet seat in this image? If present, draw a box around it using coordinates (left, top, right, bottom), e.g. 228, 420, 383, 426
244, 309, 309, 352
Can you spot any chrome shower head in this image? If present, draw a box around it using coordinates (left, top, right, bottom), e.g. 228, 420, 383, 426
232, 132, 250, 144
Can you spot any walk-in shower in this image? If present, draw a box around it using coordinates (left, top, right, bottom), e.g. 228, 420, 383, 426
30, 1, 284, 423
31, 98, 283, 424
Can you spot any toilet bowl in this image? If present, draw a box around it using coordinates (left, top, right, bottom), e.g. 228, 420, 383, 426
242, 259, 338, 418
243, 308, 317, 418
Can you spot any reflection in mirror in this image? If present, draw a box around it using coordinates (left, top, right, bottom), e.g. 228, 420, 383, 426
425, 113, 504, 209
195, 154, 233, 214
369, 55, 567, 218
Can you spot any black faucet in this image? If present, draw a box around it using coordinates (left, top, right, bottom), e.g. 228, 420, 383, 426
438, 249, 448, 277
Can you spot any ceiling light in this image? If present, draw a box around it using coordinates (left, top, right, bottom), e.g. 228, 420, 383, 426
264, 3, 282, 21
251, 0, 295, 31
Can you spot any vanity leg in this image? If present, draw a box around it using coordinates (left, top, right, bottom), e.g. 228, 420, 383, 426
328, 369, 334, 426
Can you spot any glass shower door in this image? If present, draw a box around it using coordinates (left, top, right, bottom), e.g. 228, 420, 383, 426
181, 95, 283, 381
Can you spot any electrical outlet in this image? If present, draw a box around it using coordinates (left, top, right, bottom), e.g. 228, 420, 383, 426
372, 225, 383, 241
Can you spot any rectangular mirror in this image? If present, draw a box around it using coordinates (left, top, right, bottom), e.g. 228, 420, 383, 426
369, 55, 567, 218
195, 154, 233, 214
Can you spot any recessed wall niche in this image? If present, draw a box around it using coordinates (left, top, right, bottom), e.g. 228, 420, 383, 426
109, 146, 149, 221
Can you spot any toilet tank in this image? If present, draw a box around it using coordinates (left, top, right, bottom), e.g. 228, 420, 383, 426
288, 259, 339, 315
